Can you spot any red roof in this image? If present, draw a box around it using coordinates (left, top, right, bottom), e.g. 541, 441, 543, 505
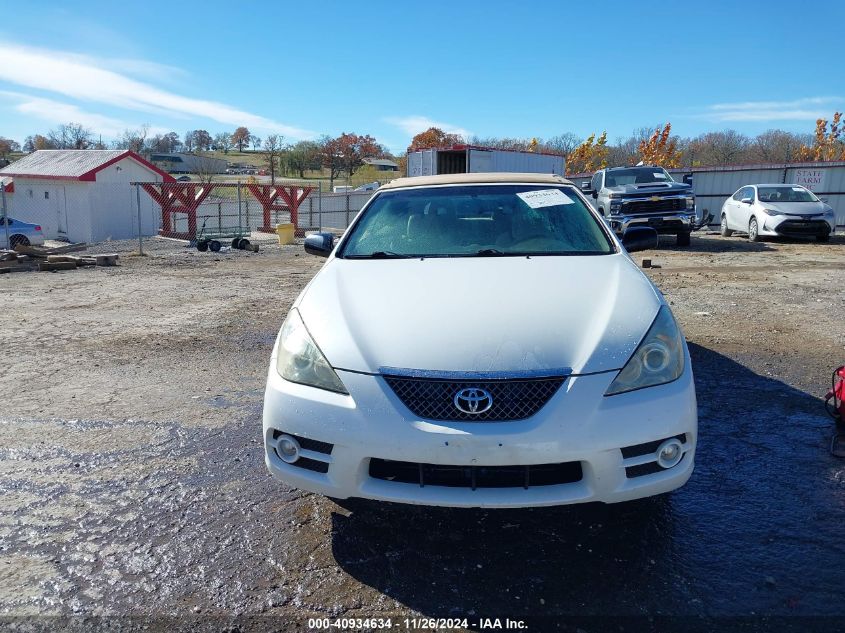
0, 150, 175, 182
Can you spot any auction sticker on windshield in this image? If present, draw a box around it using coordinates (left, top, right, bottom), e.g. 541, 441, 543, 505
516, 189, 574, 208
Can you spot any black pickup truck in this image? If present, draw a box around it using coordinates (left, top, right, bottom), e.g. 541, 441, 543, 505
582, 166, 697, 246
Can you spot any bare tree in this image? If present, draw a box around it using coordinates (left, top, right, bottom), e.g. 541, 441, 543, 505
263, 135, 284, 184
113, 125, 150, 154
747, 129, 813, 163
688, 130, 750, 166
194, 154, 222, 184
213, 132, 232, 153
250, 135, 262, 151
544, 133, 582, 158
47, 122, 93, 149
149, 132, 182, 154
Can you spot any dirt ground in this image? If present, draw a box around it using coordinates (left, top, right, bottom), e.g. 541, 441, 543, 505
1, 232, 844, 631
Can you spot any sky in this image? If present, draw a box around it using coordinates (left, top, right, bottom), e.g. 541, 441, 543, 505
1, 0, 844, 154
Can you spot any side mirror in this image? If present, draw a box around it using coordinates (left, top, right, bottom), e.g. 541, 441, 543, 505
741, 197, 753, 205
621, 226, 659, 252
304, 232, 335, 257
820, 197, 829, 203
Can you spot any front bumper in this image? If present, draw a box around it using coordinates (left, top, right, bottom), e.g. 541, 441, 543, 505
609, 212, 695, 235
762, 216, 834, 238
262, 360, 698, 508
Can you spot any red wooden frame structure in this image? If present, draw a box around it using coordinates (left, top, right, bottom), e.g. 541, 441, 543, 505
140, 182, 215, 239
138, 182, 316, 240
246, 184, 314, 236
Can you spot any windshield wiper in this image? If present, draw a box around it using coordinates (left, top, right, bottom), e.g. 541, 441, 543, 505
474, 248, 507, 256
345, 251, 412, 259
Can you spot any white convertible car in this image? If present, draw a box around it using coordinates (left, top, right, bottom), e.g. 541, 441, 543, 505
263, 173, 697, 508
720, 184, 835, 242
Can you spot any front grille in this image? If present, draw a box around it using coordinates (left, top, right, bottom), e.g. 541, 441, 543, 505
622, 198, 685, 214
775, 220, 830, 236
383, 376, 565, 422
369, 458, 583, 489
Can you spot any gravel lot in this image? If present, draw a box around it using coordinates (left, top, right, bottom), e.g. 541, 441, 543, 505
1, 232, 844, 631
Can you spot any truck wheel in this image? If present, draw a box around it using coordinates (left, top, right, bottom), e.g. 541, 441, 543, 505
748, 218, 761, 242
231, 238, 242, 249
238, 238, 251, 250
817, 233, 830, 243
209, 240, 222, 252
720, 214, 733, 237
676, 231, 691, 247
196, 241, 208, 252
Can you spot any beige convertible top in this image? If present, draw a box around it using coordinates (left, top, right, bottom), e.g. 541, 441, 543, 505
380, 172, 573, 189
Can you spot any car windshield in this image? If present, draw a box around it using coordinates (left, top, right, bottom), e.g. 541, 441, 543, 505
339, 184, 614, 258
757, 186, 818, 203
604, 167, 674, 187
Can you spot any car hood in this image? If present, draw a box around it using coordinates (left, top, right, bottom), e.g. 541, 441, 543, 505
296, 254, 662, 376
763, 201, 826, 216
605, 181, 691, 196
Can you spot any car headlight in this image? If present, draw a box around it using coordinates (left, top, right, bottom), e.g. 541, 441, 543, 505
762, 208, 783, 216
276, 308, 348, 394
605, 306, 685, 396
685, 197, 695, 209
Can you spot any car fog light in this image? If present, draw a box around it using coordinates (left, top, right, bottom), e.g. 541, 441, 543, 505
656, 438, 684, 469
276, 434, 301, 464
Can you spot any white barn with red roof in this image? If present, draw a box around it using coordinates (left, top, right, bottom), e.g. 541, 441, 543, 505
0, 150, 173, 243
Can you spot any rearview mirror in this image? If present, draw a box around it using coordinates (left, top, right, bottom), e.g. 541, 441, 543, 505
741, 197, 753, 205
304, 232, 335, 257
621, 227, 659, 252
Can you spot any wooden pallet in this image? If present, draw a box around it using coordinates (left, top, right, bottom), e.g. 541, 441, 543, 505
14, 243, 88, 258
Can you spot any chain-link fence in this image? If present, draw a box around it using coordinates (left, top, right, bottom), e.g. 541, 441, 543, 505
0, 177, 376, 254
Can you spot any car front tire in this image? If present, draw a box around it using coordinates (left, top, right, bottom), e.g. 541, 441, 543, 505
817, 233, 830, 243
676, 231, 691, 247
720, 214, 733, 237
748, 217, 761, 242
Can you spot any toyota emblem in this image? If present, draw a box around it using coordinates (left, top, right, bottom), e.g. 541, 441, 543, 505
453, 387, 493, 415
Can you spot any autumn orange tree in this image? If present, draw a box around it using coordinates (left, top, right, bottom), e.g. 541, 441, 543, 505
231, 126, 251, 152
797, 112, 845, 161
638, 123, 682, 167
566, 131, 608, 174
408, 127, 464, 151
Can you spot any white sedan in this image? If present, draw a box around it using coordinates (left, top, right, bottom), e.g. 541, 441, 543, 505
720, 184, 835, 242
263, 173, 697, 508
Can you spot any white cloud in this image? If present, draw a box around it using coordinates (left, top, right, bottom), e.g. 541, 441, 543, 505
0, 91, 168, 138
700, 96, 843, 122
0, 42, 316, 139
385, 115, 471, 139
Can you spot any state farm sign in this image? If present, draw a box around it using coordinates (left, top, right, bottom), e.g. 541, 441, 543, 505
793, 168, 826, 192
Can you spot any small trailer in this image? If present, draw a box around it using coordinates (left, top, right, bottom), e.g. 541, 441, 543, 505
195, 218, 252, 252
407, 145, 565, 177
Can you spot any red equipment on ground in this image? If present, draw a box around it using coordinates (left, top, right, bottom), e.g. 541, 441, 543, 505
826, 365, 845, 425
